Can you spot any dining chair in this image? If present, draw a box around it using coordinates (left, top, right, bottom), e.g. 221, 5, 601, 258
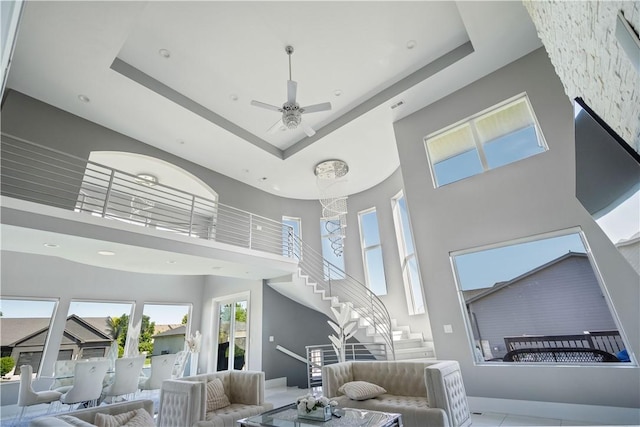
138, 353, 177, 391
59, 359, 110, 410
102, 355, 145, 403
16, 365, 62, 425
49, 360, 77, 393
172, 350, 189, 379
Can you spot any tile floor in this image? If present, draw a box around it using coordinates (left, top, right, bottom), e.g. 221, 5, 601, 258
0, 385, 629, 426
265, 386, 622, 427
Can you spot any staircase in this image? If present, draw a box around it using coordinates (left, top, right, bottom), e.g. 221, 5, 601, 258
269, 230, 436, 361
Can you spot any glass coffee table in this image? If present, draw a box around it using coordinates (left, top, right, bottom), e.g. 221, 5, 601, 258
237, 403, 403, 427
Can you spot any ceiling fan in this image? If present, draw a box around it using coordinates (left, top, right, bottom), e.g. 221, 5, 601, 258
251, 46, 331, 137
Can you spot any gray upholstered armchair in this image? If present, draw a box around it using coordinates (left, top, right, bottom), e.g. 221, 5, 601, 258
157, 370, 273, 427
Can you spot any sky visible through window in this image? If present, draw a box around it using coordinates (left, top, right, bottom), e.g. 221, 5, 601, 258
1, 300, 188, 324
454, 233, 586, 290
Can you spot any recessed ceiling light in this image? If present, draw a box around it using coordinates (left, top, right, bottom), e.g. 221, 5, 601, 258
167, 260, 177, 264
98, 250, 115, 256
229, 94, 239, 101
333, 89, 343, 97
178, 140, 185, 145
259, 177, 268, 182
43, 243, 59, 248
406, 40, 417, 50
78, 94, 90, 103
158, 48, 171, 58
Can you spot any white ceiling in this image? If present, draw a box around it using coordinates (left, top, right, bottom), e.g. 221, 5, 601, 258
6, 1, 543, 200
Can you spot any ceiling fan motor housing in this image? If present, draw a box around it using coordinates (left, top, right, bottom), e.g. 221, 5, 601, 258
282, 102, 302, 129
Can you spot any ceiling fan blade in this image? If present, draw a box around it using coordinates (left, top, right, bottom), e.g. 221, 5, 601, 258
267, 118, 284, 134
301, 122, 316, 137
287, 80, 297, 104
300, 102, 331, 114
251, 100, 282, 112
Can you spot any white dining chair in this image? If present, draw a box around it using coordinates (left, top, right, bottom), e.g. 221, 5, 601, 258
172, 350, 189, 379
59, 359, 110, 410
138, 353, 177, 392
16, 365, 62, 425
102, 355, 145, 403
49, 360, 76, 393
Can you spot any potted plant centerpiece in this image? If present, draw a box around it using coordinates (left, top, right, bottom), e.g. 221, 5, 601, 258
296, 394, 336, 421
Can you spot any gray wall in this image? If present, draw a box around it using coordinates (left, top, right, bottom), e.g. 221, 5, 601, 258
468, 255, 618, 358
393, 47, 640, 408
262, 285, 335, 389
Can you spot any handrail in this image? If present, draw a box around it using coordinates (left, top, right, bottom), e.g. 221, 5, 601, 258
287, 231, 395, 361
1, 133, 395, 360
305, 343, 388, 389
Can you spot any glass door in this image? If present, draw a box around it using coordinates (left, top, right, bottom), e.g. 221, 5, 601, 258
216, 298, 248, 371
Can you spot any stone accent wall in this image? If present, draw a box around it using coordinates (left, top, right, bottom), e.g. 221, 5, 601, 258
523, 0, 640, 153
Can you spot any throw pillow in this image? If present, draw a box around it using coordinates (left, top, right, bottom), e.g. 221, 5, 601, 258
57, 415, 96, 427
206, 377, 231, 412
122, 408, 155, 427
337, 381, 387, 400
94, 409, 138, 427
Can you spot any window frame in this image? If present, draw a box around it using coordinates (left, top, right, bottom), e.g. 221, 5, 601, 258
425, 93, 548, 187
0, 297, 58, 379
391, 192, 425, 315
357, 207, 387, 296
450, 227, 635, 367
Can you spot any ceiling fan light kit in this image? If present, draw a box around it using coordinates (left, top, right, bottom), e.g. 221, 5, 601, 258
251, 45, 331, 137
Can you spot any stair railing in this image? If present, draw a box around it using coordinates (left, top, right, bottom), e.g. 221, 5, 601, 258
285, 229, 396, 360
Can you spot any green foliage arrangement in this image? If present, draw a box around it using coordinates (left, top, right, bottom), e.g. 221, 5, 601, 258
0, 357, 15, 376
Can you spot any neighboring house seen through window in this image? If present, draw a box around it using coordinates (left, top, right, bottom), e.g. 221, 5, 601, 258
425, 93, 547, 187
0, 298, 57, 379
451, 229, 632, 365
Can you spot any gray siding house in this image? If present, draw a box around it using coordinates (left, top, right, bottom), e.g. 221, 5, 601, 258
465, 253, 618, 358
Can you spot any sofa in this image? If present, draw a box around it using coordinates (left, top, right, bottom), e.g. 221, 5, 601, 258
29, 399, 155, 427
157, 370, 273, 427
322, 360, 471, 427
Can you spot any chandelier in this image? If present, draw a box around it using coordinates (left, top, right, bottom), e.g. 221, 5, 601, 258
315, 159, 349, 257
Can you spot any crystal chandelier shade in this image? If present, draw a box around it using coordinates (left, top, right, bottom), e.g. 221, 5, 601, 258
315, 159, 349, 257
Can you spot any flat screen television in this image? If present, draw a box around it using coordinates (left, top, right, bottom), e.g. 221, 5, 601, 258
574, 97, 640, 253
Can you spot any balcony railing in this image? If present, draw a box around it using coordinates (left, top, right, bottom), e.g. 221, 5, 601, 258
1, 133, 395, 360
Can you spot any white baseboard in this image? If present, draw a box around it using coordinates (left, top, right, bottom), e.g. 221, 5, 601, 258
468, 397, 640, 425
265, 377, 287, 389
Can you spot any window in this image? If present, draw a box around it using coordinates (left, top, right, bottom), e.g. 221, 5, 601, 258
0, 298, 57, 379
425, 94, 547, 187
215, 295, 249, 371
451, 229, 633, 365
320, 220, 345, 280
358, 208, 387, 295
391, 192, 425, 314
142, 303, 191, 356
65, 300, 134, 360
282, 216, 302, 260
